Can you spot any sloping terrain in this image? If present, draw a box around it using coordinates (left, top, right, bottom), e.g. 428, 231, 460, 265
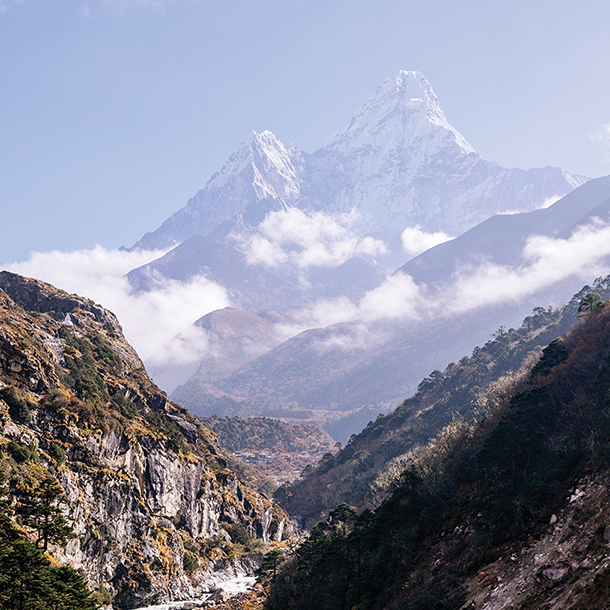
265, 291, 610, 610
200, 302, 536, 441
148, 306, 284, 394
0, 271, 291, 609
276, 279, 610, 524
127, 235, 307, 311
400, 175, 610, 288
199, 416, 337, 485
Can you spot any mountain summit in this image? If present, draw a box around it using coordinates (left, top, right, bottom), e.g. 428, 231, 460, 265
322, 70, 475, 157
133, 71, 586, 266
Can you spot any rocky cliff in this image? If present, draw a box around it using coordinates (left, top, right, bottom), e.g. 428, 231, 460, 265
0, 271, 290, 609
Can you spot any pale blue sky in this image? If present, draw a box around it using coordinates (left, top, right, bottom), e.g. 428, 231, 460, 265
2, 0, 610, 264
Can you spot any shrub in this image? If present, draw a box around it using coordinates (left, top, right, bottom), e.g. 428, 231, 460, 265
6, 441, 37, 464
0, 386, 31, 424
92, 585, 112, 607
48, 443, 66, 466
183, 552, 198, 575
226, 523, 253, 547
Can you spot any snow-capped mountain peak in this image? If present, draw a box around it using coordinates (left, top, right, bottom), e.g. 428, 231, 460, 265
323, 70, 476, 156
210, 129, 302, 202
132, 71, 586, 257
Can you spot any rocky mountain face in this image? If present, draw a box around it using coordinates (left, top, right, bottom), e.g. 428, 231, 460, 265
265, 290, 610, 610
120, 71, 594, 441
133, 71, 585, 263
0, 271, 291, 609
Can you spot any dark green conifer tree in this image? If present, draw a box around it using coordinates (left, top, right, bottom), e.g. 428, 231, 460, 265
15, 477, 74, 551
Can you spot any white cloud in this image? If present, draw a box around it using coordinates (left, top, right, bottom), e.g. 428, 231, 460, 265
288, 218, 610, 352
591, 123, 610, 147
3, 246, 230, 360
401, 225, 453, 256
237, 208, 387, 268
144, 323, 211, 390
359, 272, 423, 320
445, 219, 610, 314
302, 271, 423, 332
314, 322, 387, 354
538, 195, 562, 210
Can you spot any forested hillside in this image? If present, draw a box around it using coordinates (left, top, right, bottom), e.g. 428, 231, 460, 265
275, 279, 610, 524
200, 416, 337, 484
266, 290, 610, 610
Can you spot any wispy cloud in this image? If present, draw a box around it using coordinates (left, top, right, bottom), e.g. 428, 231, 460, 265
591, 123, 610, 146
237, 208, 387, 268
3, 246, 230, 360
287, 218, 610, 351
102, 0, 175, 13
444, 219, 610, 314
538, 195, 562, 210
0, 0, 24, 15
276, 271, 423, 342
400, 225, 453, 256
144, 323, 211, 390
591, 123, 610, 162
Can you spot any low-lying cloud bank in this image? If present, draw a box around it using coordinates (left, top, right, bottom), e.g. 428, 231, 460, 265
401, 225, 453, 256
237, 208, 387, 268
445, 219, 610, 314
289, 218, 610, 348
4, 218, 610, 388
2, 246, 230, 360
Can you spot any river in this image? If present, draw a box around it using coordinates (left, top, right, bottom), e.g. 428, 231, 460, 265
134, 576, 256, 610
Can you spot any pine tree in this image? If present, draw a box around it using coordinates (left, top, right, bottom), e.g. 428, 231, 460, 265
0, 539, 50, 610
15, 477, 74, 551
0, 476, 98, 609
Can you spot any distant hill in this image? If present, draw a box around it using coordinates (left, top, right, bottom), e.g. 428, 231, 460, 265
199, 416, 337, 485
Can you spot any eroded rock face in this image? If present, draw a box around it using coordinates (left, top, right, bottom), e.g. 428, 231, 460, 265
0, 272, 290, 609
43, 418, 284, 608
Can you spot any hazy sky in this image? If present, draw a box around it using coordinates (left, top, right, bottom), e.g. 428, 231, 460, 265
2, 0, 610, 264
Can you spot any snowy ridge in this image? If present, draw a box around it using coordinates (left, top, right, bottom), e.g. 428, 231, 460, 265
132, 70, 588, 263
207, 130, 301, 203
322, 71, 475, 157
134, 130, 303, 250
